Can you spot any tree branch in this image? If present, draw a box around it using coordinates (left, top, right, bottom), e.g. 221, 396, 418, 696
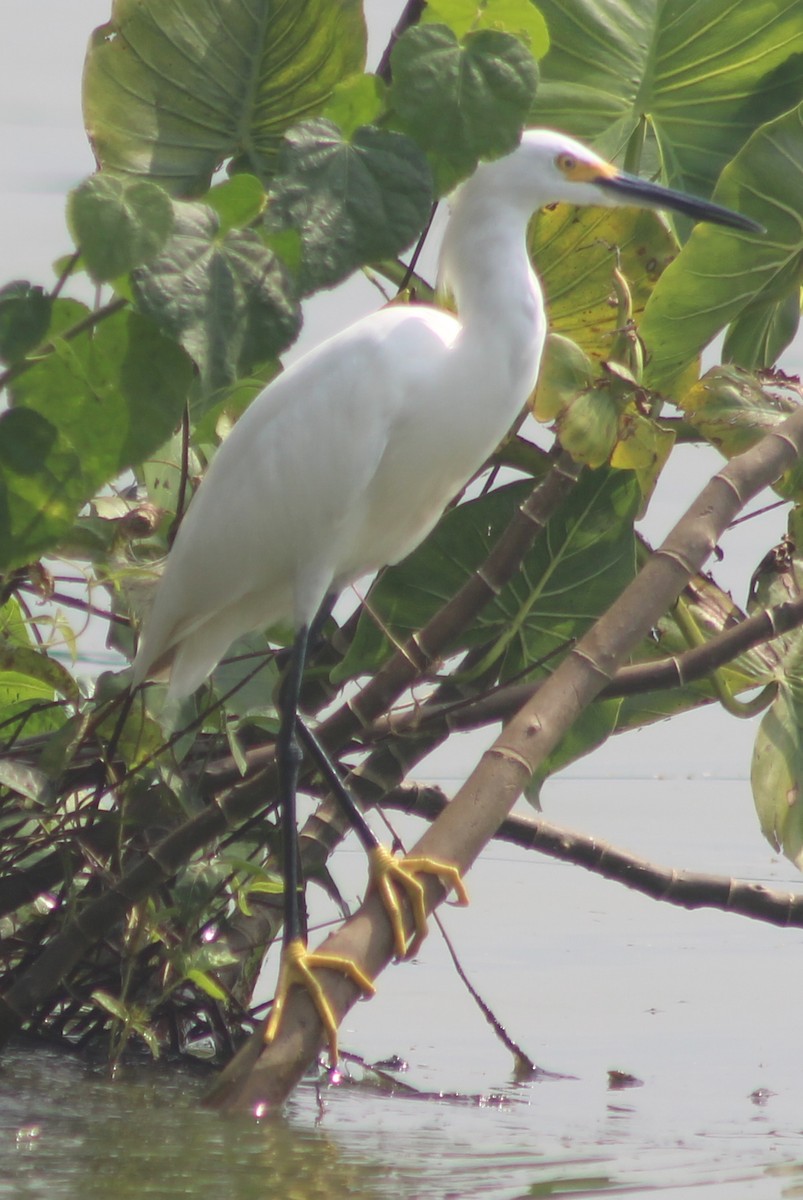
380, 786, 803, 927
370, 588, 802, 738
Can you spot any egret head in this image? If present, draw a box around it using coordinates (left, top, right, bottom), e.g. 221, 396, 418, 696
466, 128, 761, 234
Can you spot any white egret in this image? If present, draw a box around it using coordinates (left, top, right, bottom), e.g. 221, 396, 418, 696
131, 129, 760, 1064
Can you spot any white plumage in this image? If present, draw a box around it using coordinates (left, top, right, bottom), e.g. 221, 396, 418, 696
132, 128, 757, 699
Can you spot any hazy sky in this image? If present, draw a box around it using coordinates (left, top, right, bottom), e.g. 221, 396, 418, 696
0, 1, 799, 782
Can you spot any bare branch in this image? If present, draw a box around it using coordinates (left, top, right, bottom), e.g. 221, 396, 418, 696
381, 786, 803, 928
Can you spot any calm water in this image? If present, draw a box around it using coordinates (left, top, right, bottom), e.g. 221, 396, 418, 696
3, 780, 803, 1198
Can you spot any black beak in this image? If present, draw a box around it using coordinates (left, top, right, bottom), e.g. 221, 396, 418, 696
596, 171, 764, 234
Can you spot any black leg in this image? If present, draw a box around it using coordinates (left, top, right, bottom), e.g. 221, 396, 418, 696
296, 720, 379, 855
264, 624, 375, 1066
263, 612, 467, 1064
276, 624, 310, 946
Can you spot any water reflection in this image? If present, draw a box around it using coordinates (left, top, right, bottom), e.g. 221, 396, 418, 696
2, 1046, 385, 1200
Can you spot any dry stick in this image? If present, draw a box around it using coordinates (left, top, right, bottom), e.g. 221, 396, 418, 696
381, 788, 803, 927
207, 406, 803, 1112
0, 455, 579, 1046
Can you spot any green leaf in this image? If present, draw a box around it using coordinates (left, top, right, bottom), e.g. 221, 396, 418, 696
528, 697, 623, 803
752, 678, 803, 868
556, 386, 620, 468
423, 0, 550, 53
204, 175, 266, 235
266, 119, 433, 295
530, 204, 678, 364
0, 602, 71, 738
335, 470, 639, 684
211, 630, 280, 721
322, 74, 386, 139
682, 364, 798, 454
641, 104, 803, 394
68, 174, 174, 283
91, 990, 130, 1023
132, 202, 301, 392
533, 332, 595, 422
533, 0, 803, 201
722, 277, 802, 369
389, 25, 538, 194
0, 282, 52, 364
0, 639, 80, 704
82, 0, 367, 194
0, 311, 192, 569
609, 410, 675, 502
185, 968, 228, 1002
680, 366, 803, 499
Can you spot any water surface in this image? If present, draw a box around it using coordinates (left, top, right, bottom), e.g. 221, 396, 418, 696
3, 781, 803, 1198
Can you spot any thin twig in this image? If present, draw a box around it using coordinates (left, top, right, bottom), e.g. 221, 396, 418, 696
0, 298, 127, 392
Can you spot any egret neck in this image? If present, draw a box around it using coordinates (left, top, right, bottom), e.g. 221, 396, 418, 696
439, 183, 545, 418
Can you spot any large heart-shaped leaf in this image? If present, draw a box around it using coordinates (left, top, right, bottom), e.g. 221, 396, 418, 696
640, 104, 803, 395
533, 0, 803, 200
83, 0, 366, 194
389, 24, 538, 193
266, 120, 433, 295
0, 311, 192, 569
132, 202, 301, 393
68, 174, 174, 283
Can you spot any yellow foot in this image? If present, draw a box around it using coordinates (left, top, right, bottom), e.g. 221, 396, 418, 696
368, 844, 469, 960
264, 937, 375, 1068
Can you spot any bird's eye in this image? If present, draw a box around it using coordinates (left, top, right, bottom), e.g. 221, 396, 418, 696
556, 153, 577, 175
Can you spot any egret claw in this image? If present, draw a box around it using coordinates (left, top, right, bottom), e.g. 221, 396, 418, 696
368, 845, 469, 960
264, 937, 375, 1068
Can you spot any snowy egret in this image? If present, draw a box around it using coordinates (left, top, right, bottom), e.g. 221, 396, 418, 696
131, 129, 760, 1063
